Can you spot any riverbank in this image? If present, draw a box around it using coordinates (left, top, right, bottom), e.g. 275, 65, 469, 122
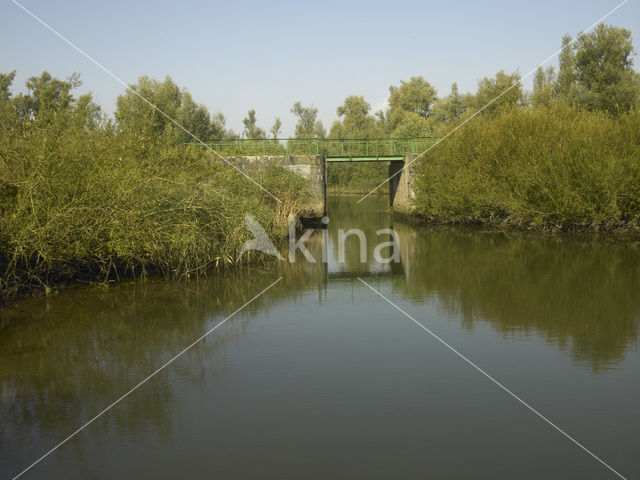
412, 104, 640, 232
0, 73, 314, 305
0, 135, 309, 305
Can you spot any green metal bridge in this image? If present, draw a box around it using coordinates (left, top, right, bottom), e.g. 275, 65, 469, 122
186, 137, 439, 162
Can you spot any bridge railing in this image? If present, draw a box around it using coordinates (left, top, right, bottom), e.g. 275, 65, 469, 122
186, 137, 439, 159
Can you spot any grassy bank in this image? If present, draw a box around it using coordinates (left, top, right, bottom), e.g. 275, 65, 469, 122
413, 104, 640, 231
0, 122, 308, 304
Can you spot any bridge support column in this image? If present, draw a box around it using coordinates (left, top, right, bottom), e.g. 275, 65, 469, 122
389, 154, 416, 214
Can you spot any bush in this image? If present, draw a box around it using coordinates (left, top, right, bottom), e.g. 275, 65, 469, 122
0, 122, 308, 302
412, 103, 640, 230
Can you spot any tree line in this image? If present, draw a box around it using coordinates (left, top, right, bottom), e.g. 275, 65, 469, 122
246, 24, 640, 142
1, 23, 636, 147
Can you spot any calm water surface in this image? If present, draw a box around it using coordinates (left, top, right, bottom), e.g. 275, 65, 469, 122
1, 195, 639, 479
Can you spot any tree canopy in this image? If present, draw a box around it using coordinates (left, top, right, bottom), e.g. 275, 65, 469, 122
388, 76, 437, 118
330, 96, 381, 139
115, 75, 226, 142
291, 102, 325, 138
242, 109, 266, 139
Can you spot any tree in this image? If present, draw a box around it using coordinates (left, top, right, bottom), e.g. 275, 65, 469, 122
531, 66, 556, 108
115, 75, 225, 142
269, 117, 282, 139
430, 83, 471, 123
387, 109, 432, 138
553, 25, 640, 114
72, 93, 102, 130
574, 24, 640, 114
330, 95, 380, 138
210, 112, 228, 140
12, 71, 80, 122
291, 102, 325, 138
555, 34, 577, 101
388, 76, 437, 118
474, 70, 524, 114
115, 76, 182, 138
3, 71, 101, 131
242, 109, 265, 139
176, 91, 218, 141
0, 71, 16, 103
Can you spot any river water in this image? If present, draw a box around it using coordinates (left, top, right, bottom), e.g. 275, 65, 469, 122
1, 194, 639, 479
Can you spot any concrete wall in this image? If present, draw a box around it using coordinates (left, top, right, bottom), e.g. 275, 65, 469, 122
224, 155, 326, 220
389, 154, 416, 215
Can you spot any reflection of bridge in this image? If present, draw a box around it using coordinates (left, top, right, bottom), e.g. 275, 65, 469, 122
188, 137, 439, 220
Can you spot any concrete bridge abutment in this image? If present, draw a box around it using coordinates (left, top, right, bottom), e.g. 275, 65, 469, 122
224, 153, 416, 221
388, 154, 416, 215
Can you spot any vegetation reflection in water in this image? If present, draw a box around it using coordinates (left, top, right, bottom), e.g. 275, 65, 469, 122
391, 221, 640, 371
323, 194, 640, 371
0, 194, 638, 478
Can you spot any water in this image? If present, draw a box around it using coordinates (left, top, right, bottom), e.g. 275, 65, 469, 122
1, 195, 639, 479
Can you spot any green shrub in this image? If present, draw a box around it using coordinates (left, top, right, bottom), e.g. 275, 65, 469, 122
0, 123, 308, 301
412, 104, 640, 230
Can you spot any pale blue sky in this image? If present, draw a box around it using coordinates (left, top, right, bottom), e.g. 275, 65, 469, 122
1, 0, 639, 136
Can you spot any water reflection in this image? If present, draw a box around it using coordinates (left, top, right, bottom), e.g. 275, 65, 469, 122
1, 194, 638, 479
325, 195, 397, 275
325, 194, 639, 372
0, 268, 323, 477
392, 221, 640, 371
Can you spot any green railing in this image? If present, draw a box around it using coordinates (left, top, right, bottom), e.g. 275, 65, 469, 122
185, 137, 439, 160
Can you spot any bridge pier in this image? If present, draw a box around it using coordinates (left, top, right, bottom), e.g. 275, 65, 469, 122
224, 152, 417, 221
389, 154, 416, 215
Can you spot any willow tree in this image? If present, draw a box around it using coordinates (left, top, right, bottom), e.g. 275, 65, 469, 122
291, 102, 325, 138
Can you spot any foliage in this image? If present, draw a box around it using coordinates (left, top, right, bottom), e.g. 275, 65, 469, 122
474, 70, 525, 114
430, 83, 473, 123
388, 76, 437, 118
573, 24, 640, 114
325, 96, 387, 192
554, 25, 640, 114
269, 117, 282, 139
291, 102, 325, 138
242, 109, 266, 139
412, 103, 640, 230
115, 75, 227, 143
531, 66, 556, 108
555, 34, 578, 101
326, 163, 389, 194
0, 72, 309, 302
329, 95, 382, 139
386, 109, 432, 138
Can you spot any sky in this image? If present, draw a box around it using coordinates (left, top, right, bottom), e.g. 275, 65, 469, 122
1, 0, 640, 137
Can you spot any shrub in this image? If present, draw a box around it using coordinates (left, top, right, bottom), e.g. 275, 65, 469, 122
412, 104, 640, 230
